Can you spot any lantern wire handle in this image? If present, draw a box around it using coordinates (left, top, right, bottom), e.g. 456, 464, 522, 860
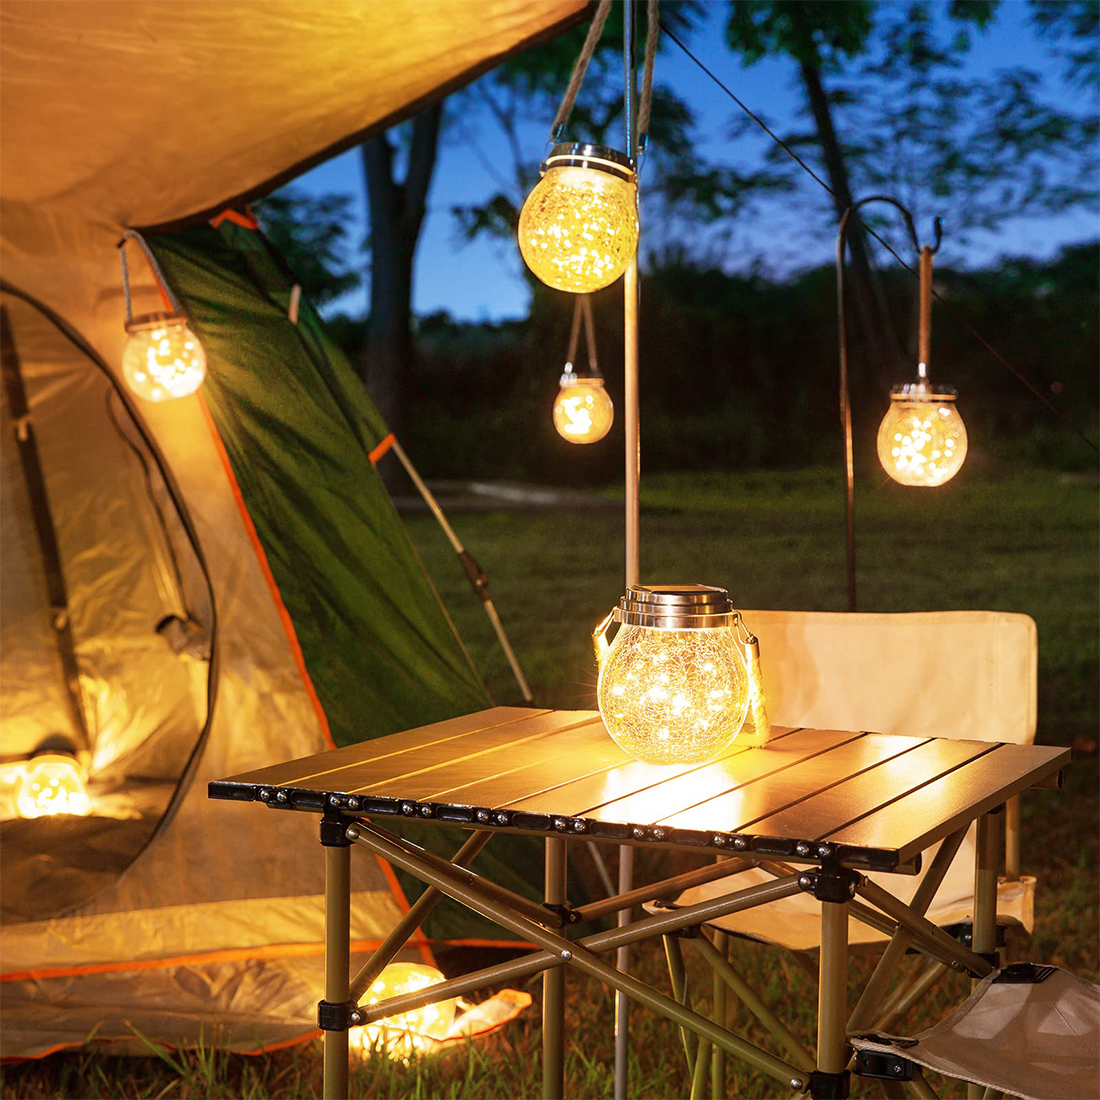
836, 196, 940, 613
117, 230, 185, 319
581, 295, 600, 377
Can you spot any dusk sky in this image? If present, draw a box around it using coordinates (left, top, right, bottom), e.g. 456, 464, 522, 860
290, 1, 1098, 322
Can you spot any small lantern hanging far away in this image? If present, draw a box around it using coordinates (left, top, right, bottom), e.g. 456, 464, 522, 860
593, 585, 751, 765
553, 294, 613, 444
519, 143, 639, 294
877, 245, 967, 486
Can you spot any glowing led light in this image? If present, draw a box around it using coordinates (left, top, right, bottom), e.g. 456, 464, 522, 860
594, 586, 750, 765
352, 963, 457, 1060
519, 144, 638, 293
877, 386, 967, 487
122, 313, 206, 402
14, 755, 92, 819
553, 373, 613, 443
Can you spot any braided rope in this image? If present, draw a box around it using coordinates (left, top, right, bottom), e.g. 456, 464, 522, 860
637, 0, 660, 146
118, 230, 184, 318
550, 0, 614, 141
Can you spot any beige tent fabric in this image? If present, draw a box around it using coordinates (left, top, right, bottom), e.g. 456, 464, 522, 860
0, 1, 585, 231
667, 610, 1038, 950
851, 967, 1100, 1100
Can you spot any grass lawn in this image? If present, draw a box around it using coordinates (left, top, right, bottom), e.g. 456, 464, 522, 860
3, 467, 1096, 1099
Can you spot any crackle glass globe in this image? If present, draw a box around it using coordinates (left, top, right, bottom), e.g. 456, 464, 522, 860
358, 963, 456, 1059
122, 317, 206, 402
877, 394, 968, 487
553, 376, 614, 443
519, 162, 639, 293
597, 624, 750, 765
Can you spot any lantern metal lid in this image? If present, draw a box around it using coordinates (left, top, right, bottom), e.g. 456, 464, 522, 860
124, 310, 189, 334
541, 142, 636, 182
890, 379, 958, 403
616, 584, 736, 629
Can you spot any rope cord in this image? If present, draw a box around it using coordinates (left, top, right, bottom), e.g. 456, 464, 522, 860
550, 0, 614, 141
118, 230, 184, 317
659, 21, 1098, 454
637, 0, 661, 148
564, 295, 601, 377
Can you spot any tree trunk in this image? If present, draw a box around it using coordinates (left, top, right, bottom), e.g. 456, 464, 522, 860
790, 10, 904, 385
360, 103, 443, 454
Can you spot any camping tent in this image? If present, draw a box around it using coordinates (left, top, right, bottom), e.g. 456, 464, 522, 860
0, 0, 585, 1059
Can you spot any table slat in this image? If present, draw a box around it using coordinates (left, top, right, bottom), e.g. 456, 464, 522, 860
342, 711, 599, 797
826, 742, 1070, 862
504, 731, 784, 816
748, 738, 995, 840
224, 706, 549, 787
426, 721, 630, 805
660, 733, 926, 834
584, 727, 851, 827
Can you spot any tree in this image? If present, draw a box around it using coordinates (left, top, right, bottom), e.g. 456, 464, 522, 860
252, 188, 361, 306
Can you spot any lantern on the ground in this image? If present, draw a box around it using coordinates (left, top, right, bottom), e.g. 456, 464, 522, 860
593, 585, 751, 765
357, 963, 456, 1059
122, 313, 207, 402
877, 377, 968, 487
14, 754, 92, 819
519, 144, 638, 293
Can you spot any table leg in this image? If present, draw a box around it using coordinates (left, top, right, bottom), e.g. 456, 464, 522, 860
614, 845, 634, 1100
968, 807, 1002, 1099
323, 843, 351, 1100
543, 837, 567, 1100
711, 929, 728, 1098
817, 899, 850, 1095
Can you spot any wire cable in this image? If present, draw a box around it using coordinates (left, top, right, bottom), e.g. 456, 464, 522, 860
659, 21, 1099, 454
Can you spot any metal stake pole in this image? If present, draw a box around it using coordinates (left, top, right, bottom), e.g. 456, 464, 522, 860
617, 3, 640, 1094
544, 837, 568, 1100
663, 933, 697, 1077
711, 929, 728, 1098
969, 808, 1002, 1099
817, 900, 850, 1079
323, 844, 351, 1100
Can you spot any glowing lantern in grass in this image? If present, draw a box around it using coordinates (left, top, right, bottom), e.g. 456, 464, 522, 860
519, 144, 638, 293
121, 312, 206, 403
553, 373, 614, 443
14, 754, 92, 819
355, 963, 456, 1059
593, 585, 751, 765
877, 378, 968, 487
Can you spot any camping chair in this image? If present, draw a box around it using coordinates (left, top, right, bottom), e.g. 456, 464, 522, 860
654, 610, 1038, 1084
850, 963, 1100, 1099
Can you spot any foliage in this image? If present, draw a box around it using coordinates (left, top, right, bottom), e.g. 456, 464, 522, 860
252, 188, 361, 306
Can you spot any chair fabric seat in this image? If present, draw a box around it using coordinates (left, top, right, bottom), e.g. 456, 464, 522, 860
659, 830, 1035, 952
850, 966, 1100, 1100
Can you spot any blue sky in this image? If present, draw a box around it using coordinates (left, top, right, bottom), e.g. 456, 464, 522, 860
291, 1, 1098, 322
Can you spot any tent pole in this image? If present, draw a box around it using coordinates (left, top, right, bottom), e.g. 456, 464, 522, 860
388, 438, 533, 703
616, 3, 640, 1097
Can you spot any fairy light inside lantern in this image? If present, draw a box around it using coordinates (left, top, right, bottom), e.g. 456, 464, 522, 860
14, 754, 92, 819
519, 144, 639, 294
122, 312, 207, 403
593, 585, 751, 765
877, 244, 967, 487
353, 963, 457, 1060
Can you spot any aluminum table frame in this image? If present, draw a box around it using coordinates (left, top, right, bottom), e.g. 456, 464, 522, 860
209, 707, 1067, 1099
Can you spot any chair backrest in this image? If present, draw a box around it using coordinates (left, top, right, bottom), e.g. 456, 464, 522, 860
742, 610, 1037, 745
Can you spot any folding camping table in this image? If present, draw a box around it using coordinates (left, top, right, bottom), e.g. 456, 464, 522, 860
209, 706, 1069, 1100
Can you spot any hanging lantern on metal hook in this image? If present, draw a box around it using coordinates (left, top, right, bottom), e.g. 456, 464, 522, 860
553, 294, 613, 443
877, 246, 968, 486
118, 232, 206, 403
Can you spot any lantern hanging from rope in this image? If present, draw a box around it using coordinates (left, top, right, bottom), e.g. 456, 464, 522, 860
553, 294, 613, 443
119, 232, 207, 403
877, 245, 968, 487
